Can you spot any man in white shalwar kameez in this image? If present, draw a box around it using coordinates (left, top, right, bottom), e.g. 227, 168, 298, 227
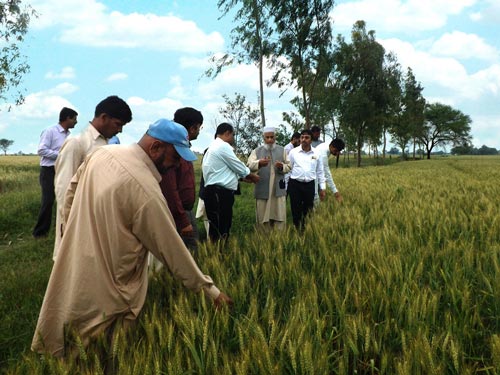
247, 127, 291, 230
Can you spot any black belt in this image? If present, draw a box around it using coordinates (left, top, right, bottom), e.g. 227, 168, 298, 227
205, 184, 234, 193
290, 178, 314, 184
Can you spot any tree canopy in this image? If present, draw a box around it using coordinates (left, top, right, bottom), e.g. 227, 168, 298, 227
0, 138, 14, 155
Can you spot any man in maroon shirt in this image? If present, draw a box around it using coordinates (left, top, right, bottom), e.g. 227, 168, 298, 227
160, 107, 203, 251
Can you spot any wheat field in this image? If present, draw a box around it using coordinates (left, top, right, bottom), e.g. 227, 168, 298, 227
2, 155, 500, 374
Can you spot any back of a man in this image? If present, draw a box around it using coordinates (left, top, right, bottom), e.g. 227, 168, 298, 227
52, 95, 132, 260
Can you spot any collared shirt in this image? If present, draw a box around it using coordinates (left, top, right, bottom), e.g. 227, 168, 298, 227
37, 124, 70, 167
314, 142, 338, 193
288, 146, 326, 190
202, 137, 250, 191
32, 144, 220, 357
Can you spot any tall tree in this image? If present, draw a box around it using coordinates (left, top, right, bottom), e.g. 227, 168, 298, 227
269, 0, 335, 129
0, 138, 13, 155
0, 1, 35, 105
208, 0, 274, 127
332, 21, 393, 167
419, 103, 472, 159
219, 93, 262, 157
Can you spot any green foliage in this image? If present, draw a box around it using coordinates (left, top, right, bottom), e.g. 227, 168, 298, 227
421, 103, 472, 159
0, 0, 36, 105
2, 156, 500, 374
0, 138, 14, 155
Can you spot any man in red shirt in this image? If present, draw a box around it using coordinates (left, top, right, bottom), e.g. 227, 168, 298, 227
160, 107, 203, 251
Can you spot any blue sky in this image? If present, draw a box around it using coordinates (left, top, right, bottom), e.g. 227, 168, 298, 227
0, 0, 499, 154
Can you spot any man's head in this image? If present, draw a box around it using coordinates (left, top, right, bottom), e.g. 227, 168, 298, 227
329, 138, 345, 156
290, 132, 301, 147
300, 129, 313, 150
140, 119, 197, 174
311, 125, 321, 141
262, 126, 276, 149
216, 122, 234, 145
59, 107, 78, 130
93, 96, 132, 139
173, 107, 203, 141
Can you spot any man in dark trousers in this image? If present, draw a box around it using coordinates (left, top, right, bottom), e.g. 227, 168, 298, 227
32, 107, 78, 238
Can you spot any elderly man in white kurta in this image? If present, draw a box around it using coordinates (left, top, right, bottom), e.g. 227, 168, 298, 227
32, 119, 232, 357
247, 127, 291, 230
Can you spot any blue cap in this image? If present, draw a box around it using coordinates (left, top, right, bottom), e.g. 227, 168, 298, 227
146, 119, 197, 162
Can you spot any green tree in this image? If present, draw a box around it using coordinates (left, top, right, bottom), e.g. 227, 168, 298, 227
390, 67, 425, 159
332, 21, 394, 167
209, 0, 274, 128
269, 0, 335, 129
0, 1, 35, 105
420, 103, 472, 159
0, 138, 13, 155
218, 93, 262, 157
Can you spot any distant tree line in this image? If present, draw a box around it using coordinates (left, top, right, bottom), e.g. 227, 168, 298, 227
451, 144, 498, 155
208, 0, 474, 166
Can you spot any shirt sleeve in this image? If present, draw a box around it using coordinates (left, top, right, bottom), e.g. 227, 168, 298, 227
221, 143, 250, 178
322, 153, 337, 193
133, 196, 220, 299
55, 138, 84, 209
247, 149, 259, 172
316, 154, 326, 190
37, 129, 59, 160
160, 168, 190, 230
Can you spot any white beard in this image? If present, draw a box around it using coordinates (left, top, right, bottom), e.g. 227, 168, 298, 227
264, 143, 276, 151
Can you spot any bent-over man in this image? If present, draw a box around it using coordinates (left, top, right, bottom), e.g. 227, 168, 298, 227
31, 119, 232, 357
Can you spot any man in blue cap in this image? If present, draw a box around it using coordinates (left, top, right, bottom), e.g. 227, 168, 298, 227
32, 119, 233, 358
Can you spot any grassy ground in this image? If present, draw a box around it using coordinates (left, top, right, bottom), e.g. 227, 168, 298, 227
1, 154, 499, 374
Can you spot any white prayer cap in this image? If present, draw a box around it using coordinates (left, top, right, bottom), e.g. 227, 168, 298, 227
262, 126, 275, 133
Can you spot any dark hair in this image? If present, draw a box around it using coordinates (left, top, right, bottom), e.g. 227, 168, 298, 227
174, 107, 203, 131
291, 132, 301, 140
301, 129, 313, 137
216, 122, 234, 136
311, 125, 321, 132
59, 107, 78, 122
330, 138, 345, 151
95, 95, 132, 123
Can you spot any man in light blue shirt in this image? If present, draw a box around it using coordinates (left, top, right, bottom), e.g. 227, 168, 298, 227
202, 123, 259, 242
32, 107, 78, 238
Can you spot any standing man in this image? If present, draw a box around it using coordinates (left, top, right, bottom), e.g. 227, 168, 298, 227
247, 127, 291, 230
32, 119, 232, 357
32, 107, 78, 239
202, 123, 259, 242
288, 129, 326, 230
160, 107, 203, 251
314, 138, 345, 204
284, 132, 301, 190
311, 125, 324, 147
53, 95, 132, 260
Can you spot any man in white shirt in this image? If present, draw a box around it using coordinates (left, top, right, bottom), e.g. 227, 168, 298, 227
314, 138, 345, 204
202, 123, 259, 242
53, 95, 132, 260
288, 129, 326, 230
32, 107, 78, 238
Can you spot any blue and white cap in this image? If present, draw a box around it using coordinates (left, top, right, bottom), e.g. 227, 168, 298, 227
146, 119, 197, 162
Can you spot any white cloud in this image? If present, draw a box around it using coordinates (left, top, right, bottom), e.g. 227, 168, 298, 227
430, 31, 498, 61
45, 66, 76, 80
45, 83, 79, 95
30, 0, 224, 53
106, 73, 128, 82
469, 0, 500, 23
332, 0, 477, 33
380, 38, 500, 102
470, 114, 500, 148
